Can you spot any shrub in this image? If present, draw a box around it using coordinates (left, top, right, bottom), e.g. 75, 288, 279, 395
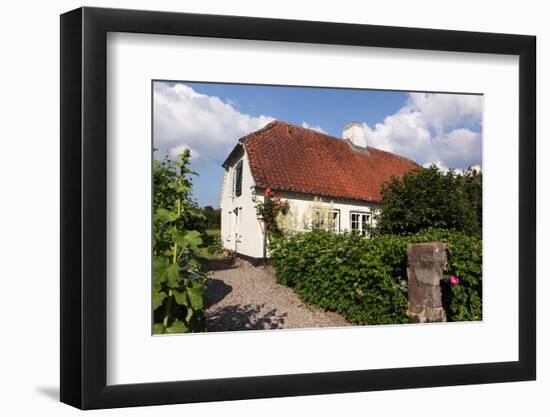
376, 166, 482, 237
207, 235, 223, 255
269, 228, 482, 324
270, 231, 408, 325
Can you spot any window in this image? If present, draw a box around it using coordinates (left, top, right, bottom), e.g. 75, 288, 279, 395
234, 161, 243, 197
350, 212, 372, 237
313, 209, 340, 233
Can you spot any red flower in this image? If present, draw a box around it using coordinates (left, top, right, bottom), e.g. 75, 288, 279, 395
265, 187, 272, 197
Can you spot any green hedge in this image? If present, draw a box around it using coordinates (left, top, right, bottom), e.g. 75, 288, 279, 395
269, 228, 482, 325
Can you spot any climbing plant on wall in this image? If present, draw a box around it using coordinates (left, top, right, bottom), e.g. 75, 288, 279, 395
253, 187, 290, 239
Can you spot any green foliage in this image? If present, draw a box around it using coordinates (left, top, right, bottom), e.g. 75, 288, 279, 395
206, 234, 223, 255
376, 166, 482, 237
201, 206, 222, 229
196, 229, 222, 258
269, 228, 482, 324
270, 231, 408, 325
152, 150, 209, 334
407, 229, 483, 321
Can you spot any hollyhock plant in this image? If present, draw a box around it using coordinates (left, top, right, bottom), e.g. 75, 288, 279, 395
450, 275, 460, 286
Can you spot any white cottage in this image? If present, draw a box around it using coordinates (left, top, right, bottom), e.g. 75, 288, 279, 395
220, 120, 418, 261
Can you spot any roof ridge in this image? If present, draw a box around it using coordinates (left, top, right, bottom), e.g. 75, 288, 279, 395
238, 119, 344, 145
239, 120, 279, 143
273, 120, 345, 143
249, 120, 419, 166
366, 145, 419, 166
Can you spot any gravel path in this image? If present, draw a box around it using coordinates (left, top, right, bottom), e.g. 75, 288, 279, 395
205, 258, 351, 332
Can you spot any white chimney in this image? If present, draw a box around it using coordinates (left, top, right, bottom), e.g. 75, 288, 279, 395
342, 122, 367, 148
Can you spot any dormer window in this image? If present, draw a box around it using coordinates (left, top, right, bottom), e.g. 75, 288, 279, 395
234, 160, 243, 197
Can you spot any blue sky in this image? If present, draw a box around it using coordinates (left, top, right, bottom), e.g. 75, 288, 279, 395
153, 81, 483, 207
166, 82, 409, 137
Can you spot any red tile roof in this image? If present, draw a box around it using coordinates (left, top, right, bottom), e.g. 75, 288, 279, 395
235, 120, 419, 203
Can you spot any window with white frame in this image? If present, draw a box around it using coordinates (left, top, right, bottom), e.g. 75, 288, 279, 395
350, 212, 372, 237
312, 209, 340, 233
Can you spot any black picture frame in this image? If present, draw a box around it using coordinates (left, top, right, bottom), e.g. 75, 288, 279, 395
60, 6, 536, 410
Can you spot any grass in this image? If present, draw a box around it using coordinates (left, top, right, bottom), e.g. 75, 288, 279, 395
197, 228, 222, 261
197, 248, 220, 260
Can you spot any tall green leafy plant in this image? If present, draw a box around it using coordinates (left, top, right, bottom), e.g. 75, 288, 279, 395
152, 150, 208, 334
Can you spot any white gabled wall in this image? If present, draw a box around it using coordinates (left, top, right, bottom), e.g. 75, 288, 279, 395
220, 149, 266, 259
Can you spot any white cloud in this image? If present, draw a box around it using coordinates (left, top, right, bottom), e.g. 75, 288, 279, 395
362, 92, 483, 171
155, 85, 482, 173
168, 145, 200, 161
154, 83, 274, 163
469, 164, 482, 173
406, 92, 482, 133
423, 160, 450, 172
301, 122, 326, 134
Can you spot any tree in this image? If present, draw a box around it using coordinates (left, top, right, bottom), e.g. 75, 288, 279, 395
375, 166, 482, 237
201, 206, 221, 230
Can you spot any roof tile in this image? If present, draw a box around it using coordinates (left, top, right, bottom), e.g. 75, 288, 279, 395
240, 120, 419, 203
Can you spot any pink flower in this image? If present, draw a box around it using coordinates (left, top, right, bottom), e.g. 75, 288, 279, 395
265, 187, 272, 196
450, 275, 459, 286
275, 196, 281, 203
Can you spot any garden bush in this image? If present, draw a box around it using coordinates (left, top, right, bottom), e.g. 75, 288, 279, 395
269, 228, 482, 324
376, 166, 482, 237
206, 234, 223, 255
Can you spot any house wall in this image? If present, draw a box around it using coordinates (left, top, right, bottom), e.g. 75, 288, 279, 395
220, 150, 266, 259
274, 191, 381, 235
221, 149, 382, 259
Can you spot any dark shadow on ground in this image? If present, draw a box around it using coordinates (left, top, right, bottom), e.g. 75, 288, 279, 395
206, 278, 233, 307
205, 258, 236, 272
206, 303, 288, 332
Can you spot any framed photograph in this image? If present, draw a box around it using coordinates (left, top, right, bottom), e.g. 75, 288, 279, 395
60, 7, 536, 409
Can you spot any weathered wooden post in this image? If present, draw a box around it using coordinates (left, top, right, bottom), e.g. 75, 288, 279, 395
407, 242, 447, 323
